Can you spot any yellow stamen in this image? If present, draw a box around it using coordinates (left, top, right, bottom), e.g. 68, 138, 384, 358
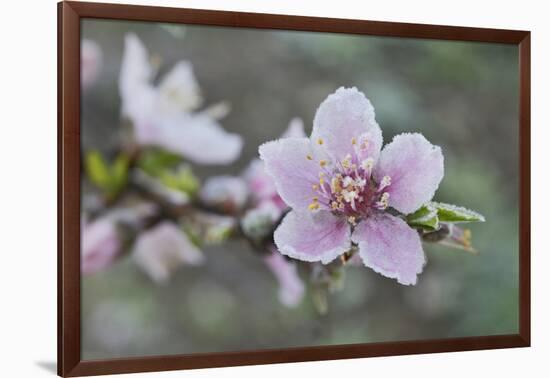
308, 202, 320, 211
319, 177, 325, 185
306, 154, 313, 160
377, 192, 390, 209
319, 159, 328, 167
462, 229, 472, 247
351, 137, 357, 145
317, 138, 324, 145
347, 216, 357, 225
331, 177, 342, 193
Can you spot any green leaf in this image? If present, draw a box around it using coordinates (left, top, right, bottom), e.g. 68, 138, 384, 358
85, 150, 130, 199
85, 150, 111, 190
111, 154, 130, 191
159, 166, 199, 197
137, 149, 181, 177
432, 202, 485, 223
407, 203, 440, 230
175, 166, 199, 195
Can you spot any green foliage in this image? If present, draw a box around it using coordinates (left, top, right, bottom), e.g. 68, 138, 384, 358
406, 203, 440, 231
182, 224, 203, 248
432, 202, 486, 223
407, 201, 485, 231
159, 167, 199, 197
137, 149, 181, 176
137, 149, 199, 197
410, 202, 485, 253
85, 150, 130, 199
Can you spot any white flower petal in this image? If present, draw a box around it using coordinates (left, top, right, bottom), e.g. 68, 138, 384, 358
132, 221, 204, 284
274, 210, 351, 264
157, 61, 203, 113
155, 114, 243, 164
311, 87, 382, 162
374, 133, 444, 214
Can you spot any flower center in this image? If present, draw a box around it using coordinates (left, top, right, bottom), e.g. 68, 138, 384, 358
307, 137, 392, 223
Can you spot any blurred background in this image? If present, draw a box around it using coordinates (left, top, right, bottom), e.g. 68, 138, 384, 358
81, 19, 519, 360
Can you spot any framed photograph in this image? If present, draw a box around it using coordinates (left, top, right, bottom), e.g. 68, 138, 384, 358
58, 1, 530, 376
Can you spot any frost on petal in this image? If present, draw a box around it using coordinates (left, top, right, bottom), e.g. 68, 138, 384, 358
155, 114, 243, 164
264, 250, 305, 308
281, 117, 307, 139
157, 61, 203, 114
274, 210, 351, 264
259, 138, 325, 210
374, 133, 444, 215
132, 221, 204, 284
81, 217, 120, 275
200, 175, 249, 212
352, 213, 425, 285
311, 87, 382, 162
81, 39, 102, 89
244, 118, 306, 206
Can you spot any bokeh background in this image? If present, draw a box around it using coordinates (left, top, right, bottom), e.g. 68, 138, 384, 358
81, 19, 519, 359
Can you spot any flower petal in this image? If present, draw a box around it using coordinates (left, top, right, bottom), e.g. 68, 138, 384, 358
245, 118, 307, 206
132, 221, 204, 284
311, 87, 382, 162
243, 158, 278, 202
123, 85, 158, 144
119, 33, 153, 113
200, 175, 249, 212
264, 249, 305, 308
374, 133, 444, 214
81, 39, 102, 89
155, 113, 243, 164
281, 117, 307, 139
259, 138, 326, 210
81, 217, 120, 275
274, 210, 351, 264
157, 61, 203, 113
352, 213, 425, 285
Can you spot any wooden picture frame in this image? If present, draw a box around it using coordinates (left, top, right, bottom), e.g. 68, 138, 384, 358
58, 1, 531, 376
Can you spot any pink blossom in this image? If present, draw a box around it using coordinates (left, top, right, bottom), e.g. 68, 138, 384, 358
259, 87, 444, 285
200, 175, 249, 213
264, 249, 305, 307
81, 217, 120, 274
244, 118, 306, 213
81, 39, 102, 89
119, 33, 242, 164
132, 221, 204, 284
